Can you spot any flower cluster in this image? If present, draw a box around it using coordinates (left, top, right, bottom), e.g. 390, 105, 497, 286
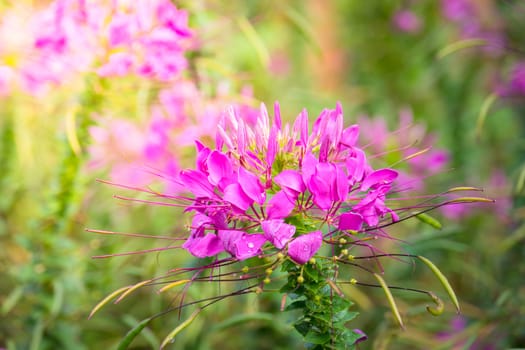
441, 0, 505, 56
0, 0, 192, 96
88, 82, 258, 190
177, 102, 399, 264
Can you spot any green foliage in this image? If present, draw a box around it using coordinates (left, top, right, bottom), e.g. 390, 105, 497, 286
281, 260, 360, 349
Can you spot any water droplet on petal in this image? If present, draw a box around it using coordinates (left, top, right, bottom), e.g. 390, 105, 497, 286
247, 242, 254, 249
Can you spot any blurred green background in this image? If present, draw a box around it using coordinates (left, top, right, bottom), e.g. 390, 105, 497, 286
1, 0, 524, 349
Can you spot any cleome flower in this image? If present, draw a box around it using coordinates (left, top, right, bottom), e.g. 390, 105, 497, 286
177, 102, 399, 263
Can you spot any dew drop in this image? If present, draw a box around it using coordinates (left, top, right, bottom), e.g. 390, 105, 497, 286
247, 242, 254, 249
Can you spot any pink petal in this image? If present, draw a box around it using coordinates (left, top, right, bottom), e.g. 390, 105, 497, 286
274, 170, 306, 198
346, 149, 367, 185
360, 168, 398, 191
207, 150, 234, 189
223, 183, 253, 211
338, 212, 363, 231
288, 231, 323, 265
340, 124, 359, 148
266, 190, 296, 219
183, 233, 224, 258
179, 170, 215, 198
273, 101, 282, 130
261, 219, 296, 249
335, 165, 349, 201
301, 153, 318, 185
238, 167, 266, 205
219, 230, 267, 260
267, 125, 278, 167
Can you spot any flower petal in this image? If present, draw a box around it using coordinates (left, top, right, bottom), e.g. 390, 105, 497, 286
238, 167, 266, 204
261, 219, 296, 249
274, 170, 305, 198
183, 233, 224, 258
207, 150, 234, 189
219, 230, 267, 260
360, 168, 398, 191
266, 190, 296, 219
338, 212, 363, 231
223, 183, 253, 211
288, 231, 323, 264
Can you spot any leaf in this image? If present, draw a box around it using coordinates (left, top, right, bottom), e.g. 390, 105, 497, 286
498, 222, 525, 252
88, 286, 129, 319
475, 93, 498, 139
515, 164, 525, 195
122, 315, 159, 349
210, 313, 275, 332
304, 330, 331, 344
294, 320, 310, 337
436, 38, 488, 59
30, 317, 44, 350
237, 17, 269, 67
117, 317, 153, 350
373, 273, 404, 329
415, 213, 442, 230
285, 299, 306, 311
65, 106, 81, 156
50, 280, 64, 317
160, 308, 202, 349
281, 5, 321, 54
418, 256, 460, 313
1, 286, 23, 315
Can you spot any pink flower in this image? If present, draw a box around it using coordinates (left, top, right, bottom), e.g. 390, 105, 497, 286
393, 10, 422, 34
169, 102, 402, 263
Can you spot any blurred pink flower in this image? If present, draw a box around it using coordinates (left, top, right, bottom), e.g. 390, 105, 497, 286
358, 109, 449, 192
441, 0, 504, 56
497, 61, 525, 97
88, 117, 158, 187
441, 170, 511, 222
441, 0, 473, 22
0, 0, 194, 95
88, 79, 259, 191
392, 10, 422, 34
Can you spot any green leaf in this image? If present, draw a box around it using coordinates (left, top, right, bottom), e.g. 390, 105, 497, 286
50, 280, 64, 318
210, 313, 275, 332
475, 93, 498, 139
436, 38, 488, 59
285, 300, 306, 311
1, 286, 23, 315
294, 320, 310, 336
304, 330, 331, 344
117, 317, 153, 350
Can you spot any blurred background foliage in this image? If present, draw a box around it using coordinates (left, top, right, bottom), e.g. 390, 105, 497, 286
1, 0, 524, 349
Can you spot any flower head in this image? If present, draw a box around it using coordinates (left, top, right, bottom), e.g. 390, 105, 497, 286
172, 102, 400, 263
